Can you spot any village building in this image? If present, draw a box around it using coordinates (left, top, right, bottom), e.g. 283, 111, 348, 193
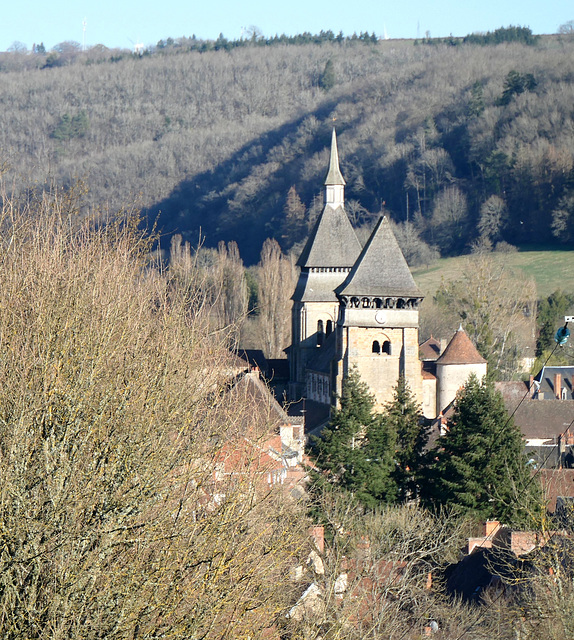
288, 129, 487, 427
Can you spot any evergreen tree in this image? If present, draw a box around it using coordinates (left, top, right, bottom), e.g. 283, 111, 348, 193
281, 186, 307, 247
386, 377, 428, 501
319, 59, 336, 91
536, 289, 574, 356
422, 375, 539, 525
310, 367, 396, 508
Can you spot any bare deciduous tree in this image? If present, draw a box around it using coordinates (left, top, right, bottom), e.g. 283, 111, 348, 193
257, 238, 297, 358
0, 190, 308, 639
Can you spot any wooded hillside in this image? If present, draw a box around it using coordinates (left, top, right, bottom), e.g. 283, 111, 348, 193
1, 34, 573, 263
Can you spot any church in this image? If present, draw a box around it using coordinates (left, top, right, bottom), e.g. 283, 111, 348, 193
288, 129, 487, 426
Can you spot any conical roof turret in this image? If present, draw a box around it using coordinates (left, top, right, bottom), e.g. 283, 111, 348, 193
436, 326, 487, 365
336, 216, 422, 298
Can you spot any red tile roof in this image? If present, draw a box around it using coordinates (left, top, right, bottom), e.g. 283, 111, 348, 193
436, 327, 487, 365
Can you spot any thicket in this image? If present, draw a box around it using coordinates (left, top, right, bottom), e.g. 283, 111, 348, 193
0, 36, 572, 264
0, 188, 311, 638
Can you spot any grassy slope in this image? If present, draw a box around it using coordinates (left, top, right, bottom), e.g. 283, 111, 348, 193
412, 248, 574, 299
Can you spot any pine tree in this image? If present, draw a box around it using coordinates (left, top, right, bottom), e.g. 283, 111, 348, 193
319, 59, 336, 91
386, 377, 428, 501
310, 367, 396, 508
281, 186, 307, 247
422, 375, 539, 525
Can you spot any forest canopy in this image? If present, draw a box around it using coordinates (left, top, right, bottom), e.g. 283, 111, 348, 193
0, 32, 572, 263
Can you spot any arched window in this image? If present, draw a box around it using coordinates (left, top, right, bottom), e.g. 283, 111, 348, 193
317, 320, 324, 347
382, 340, 391, 355
372, 340, 381, 354
326, 320, 333, 336
397, 298, 406, 309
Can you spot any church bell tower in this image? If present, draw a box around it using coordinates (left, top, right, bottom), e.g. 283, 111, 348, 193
334, 216, 424, 410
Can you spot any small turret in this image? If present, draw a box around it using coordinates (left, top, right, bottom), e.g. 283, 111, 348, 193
435, 326, 487, 412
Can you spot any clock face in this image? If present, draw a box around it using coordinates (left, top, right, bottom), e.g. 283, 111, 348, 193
375, 311, 386, 325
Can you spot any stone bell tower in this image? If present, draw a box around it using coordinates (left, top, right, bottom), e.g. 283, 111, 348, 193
289, 128, 362, 400
334, 216, 424, 410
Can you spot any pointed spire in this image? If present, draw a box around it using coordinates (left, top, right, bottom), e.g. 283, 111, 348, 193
324, 127, 345, 210
325, 128, 346, 186
336, 216, 422, 298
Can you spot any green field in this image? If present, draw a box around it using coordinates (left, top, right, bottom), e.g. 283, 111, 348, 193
412, 249, 574, 300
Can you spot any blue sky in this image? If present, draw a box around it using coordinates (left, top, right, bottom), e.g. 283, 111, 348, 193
1, 0, 571, 52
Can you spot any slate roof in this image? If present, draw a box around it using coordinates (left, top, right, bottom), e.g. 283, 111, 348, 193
336, 216, 422, 298
306, 331, 337, 374
435, 327, 487, 365
292, 267, 354, 303
296, 204, 362, 269
324, 127, 346, 186
495, 381, 574, 441
287, 398, 331, 436
535, 366, 574, 398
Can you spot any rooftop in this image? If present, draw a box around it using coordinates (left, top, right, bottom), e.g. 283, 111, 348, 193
435, 327, 487, 366
336, 216, 422, 299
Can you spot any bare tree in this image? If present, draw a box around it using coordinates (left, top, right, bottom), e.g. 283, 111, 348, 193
0, 189, 308, 639
436, 253, 537, 378
256, 238, 297, 358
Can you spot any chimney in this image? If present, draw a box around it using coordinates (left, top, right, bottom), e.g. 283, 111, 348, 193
555, 373, 562, 399
529, 375, 534, 398
309, 525, 324, 553
484, 520, 500, 537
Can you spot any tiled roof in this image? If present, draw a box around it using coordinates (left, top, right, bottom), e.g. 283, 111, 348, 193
435, 327, 487, 365
296, 204, 362, 269
420, 336, 442, 361
230, 371, 293, 433
538, 469, 574, 512
336, 216, 422, 298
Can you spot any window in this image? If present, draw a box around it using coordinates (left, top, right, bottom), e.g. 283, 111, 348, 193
326, 320, 333, 336
317, 320, 324, 347
382, 340, 391, 355
372, 340, 381, 354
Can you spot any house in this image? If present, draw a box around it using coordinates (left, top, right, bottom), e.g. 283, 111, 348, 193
210, 369, 307, 500
496, 367, 574, 469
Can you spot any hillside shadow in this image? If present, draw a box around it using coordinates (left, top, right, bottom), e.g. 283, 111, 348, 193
145, 97, 358, 265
